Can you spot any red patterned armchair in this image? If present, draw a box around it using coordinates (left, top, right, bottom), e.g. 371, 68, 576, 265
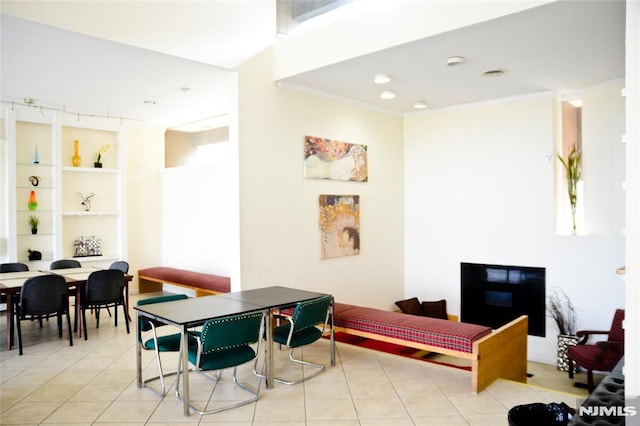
567, 309, 624, 392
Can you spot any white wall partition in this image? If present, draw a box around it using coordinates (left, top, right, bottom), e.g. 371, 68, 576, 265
160, 164, 232, 278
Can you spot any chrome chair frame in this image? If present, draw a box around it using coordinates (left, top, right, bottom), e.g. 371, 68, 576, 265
175, 310, 266, 415
137, 294, 189, 397
257, 295, 331, 385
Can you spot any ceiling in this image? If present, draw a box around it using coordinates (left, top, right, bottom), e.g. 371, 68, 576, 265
0, 1, 626, 130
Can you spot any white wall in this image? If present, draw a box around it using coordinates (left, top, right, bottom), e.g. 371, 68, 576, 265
404, 90, 625, 364
160, 164, 232, 277
237, 48, 405, 308
124, 125, 164, 290
624, 0, 640, 395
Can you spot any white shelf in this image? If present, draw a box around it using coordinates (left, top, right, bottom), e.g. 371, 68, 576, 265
17, 162, 54, 167
63, 211, 119, 216
71, 254, 119, 262
7, 116, 125, 265
62, 166, 117, 174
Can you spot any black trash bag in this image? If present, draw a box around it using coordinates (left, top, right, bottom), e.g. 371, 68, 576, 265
508, 402, 575, 426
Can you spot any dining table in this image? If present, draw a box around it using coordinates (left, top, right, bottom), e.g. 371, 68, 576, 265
0, 266, 133, 350
134, 285, 334, 416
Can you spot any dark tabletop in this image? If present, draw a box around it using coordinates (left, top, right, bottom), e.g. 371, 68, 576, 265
133, 295, 264, 328
217, 285, 329, 310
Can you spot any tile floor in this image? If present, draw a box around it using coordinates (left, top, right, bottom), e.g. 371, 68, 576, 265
1, 292, 592, 425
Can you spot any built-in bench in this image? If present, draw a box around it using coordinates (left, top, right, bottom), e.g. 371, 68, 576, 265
332, 302, 528, 393
137, 267, 230, 297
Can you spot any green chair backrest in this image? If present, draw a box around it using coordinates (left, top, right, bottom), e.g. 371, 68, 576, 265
200, 311, 264, 355
291, 295, 331, 332
137, 294, 189, 335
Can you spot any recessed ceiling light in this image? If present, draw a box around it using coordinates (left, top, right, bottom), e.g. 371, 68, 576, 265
380, 90, 396, 99
144, 100, 157, 105
447, 56, 465, 66
180, 87, 191, 93
413, 101, 427, 109
374, 73, 391, 84
482, 68, 506, 77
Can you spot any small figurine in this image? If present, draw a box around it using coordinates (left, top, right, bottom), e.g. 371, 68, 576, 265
78, 192, 95, 211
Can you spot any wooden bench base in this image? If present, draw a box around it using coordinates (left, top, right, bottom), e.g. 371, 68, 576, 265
138, 267, 230, 297
334, 315, 528, 393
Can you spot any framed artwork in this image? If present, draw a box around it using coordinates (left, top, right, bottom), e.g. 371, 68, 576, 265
319, 194, 360, 259
304, 135, 368, 182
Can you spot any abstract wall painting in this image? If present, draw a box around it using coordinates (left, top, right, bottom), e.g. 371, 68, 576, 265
319, 194, 360, 259
304, 135, 368, 182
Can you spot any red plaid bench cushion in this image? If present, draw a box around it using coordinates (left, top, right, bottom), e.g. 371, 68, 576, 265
333, 302, 491, 353
138, 267, 230, 293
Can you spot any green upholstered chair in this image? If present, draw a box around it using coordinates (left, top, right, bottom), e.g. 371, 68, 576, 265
137, 293, 189, 396
176, 310, 265, 415
270, 295, 332, 385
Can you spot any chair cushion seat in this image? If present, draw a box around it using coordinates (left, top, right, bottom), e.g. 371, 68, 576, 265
567, 344, 622, 372
143, 333, 183, 352
191, 346, 257, 371
273, 324, 323, 347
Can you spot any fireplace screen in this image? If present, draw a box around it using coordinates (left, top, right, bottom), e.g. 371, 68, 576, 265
461, 262, 545, 337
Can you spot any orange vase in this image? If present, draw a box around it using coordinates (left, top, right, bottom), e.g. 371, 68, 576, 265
28, 190, 38, 211
72, 139, 81, 167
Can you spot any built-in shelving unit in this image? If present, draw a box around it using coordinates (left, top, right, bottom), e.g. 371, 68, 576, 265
3, 108, 125, 269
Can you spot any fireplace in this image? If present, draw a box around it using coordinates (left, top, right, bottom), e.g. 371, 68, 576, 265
461, 262, 546, 337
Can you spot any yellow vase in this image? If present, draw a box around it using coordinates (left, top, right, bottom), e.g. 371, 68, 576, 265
72, 139, 81, 167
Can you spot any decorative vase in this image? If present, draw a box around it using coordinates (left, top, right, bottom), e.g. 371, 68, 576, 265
33, 145, 39, 164
557, 334, 579, 372
31, 228, 37, 235
72, 139, 81, 167
94, 162, 102, 168
28, 191, 38, 211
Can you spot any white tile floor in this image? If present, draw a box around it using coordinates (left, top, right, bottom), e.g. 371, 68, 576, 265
1, 292, 591, 425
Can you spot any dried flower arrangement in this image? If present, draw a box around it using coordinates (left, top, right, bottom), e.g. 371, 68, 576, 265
547, 288, 577, 336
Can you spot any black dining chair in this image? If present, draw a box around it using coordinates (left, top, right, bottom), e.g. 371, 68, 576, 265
108, 261, 130, 320
49, 259, 82, 323
1, 263, 29, 305
109, 261, 129, 274
15, 274, 73, 355
1, 262, 29, 273
50, 259, 82, 270
81, 269, 129, 339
